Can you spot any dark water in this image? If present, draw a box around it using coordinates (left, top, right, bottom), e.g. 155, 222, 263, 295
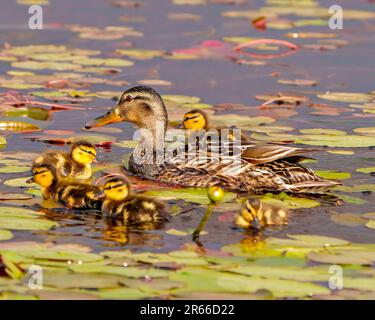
0, 0, 375, 252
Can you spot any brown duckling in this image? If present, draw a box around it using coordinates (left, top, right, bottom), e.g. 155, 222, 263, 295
33, 140, 97, 181
27, 163, 103, 210
100, 176, 168, 224
235, 199, 289, 229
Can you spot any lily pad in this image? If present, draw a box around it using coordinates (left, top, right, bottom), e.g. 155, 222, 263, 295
356, 167, 375, 174
0, 216, 57, 231
365, 220, 375, 230
144, 188, 235, 205
315, 170, 351, 180
0, 230, 13, 241
317, 92, 373, 103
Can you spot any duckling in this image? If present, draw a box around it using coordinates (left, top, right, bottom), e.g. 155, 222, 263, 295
178, 109, 250, 144
27, 163, 103, 210
235, 199, 289, 229
85, 86, 340, 194
33, 140, 96, 181
101, 176, 168, 224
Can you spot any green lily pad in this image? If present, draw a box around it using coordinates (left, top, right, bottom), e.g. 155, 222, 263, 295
299, 128, 347, 136
144, 188, 235, 205
99, 288, 156, 299
287, 234, 350, 247
0, 166, 30, 174
317, 92, 373, 103
356, 167, 375, 174
316, 170, 351, 180
330, 214, 366, 227
260, 193, 320, 209
170, 268, 330, 298
353, 127, 375, 136
36, 272, 124, 289
0, 216, 58, 231
163, 95, 201, 104
0, 230, 13, 241
365, 220, 375, 230
0, 206, 44, 218
69, 264, 170, 278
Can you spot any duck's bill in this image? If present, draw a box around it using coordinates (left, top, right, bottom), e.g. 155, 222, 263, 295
85, 110, 122, 129
26, 177, 35, 184
251, 217, 261, 230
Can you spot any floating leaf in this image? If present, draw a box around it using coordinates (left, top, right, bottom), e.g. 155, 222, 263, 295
0, 206, 44, 218
330, 214, 366, 227
38, 272, 123, 289
299, 128, 346, 136
366, 220, 375, 230
0, 121, 40, 132
260, 193, 320, 209
353, 127, 375, 136
317, 92, 373, 103
0, 216, 58, 231
144, 188, 235, 205
356, 167, 375, 174
0, 230, 13, 241
315, 170, 351, 180
163, 95, 201, 104
0, 166, 30, 174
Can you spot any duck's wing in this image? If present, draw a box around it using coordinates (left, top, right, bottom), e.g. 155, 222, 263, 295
259, 160, 341, 193
241, 145, 321, 165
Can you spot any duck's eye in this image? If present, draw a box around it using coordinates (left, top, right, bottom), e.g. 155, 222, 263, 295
125, 95, 133, 102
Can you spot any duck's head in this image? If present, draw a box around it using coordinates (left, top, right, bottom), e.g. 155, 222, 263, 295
27, 164, 56, 188
85, 86, 168, 133
178, 109, 208, 130
240, 199, 263, 229
102, 177, 131, 202
70, 140, 96, 165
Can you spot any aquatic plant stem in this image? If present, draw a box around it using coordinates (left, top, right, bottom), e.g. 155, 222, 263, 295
192, 203, 214, 245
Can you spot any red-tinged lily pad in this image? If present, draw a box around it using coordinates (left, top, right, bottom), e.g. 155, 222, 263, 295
234, 39, 298, 59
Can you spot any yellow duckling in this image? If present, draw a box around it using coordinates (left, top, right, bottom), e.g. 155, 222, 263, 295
27, 163, 103, 210
100, 176, 168, 224
178, 109, 250, 144
33, 140, 97, 181
235, 199, 289, 229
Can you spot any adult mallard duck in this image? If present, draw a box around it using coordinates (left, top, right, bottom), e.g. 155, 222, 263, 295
33, 140, 96, 181
100, 176, 168, 224
85, 86, 340, 194
27, 163, 103, 210
235, 199, 289, 229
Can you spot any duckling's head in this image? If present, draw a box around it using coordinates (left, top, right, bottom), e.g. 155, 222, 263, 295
240, 199, 263, 229
70, 140, 96, 166
179, 109, 208, 130
28, 164, 56, 188
85, 86, 168, 133
103, 177, 131, 202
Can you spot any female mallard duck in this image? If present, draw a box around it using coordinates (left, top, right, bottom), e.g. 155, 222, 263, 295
100, 176, 168, 224
85, 86, 340, 194
27, 163, 103, 210
33, 140, 96, 181
235, 199, 289, 229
